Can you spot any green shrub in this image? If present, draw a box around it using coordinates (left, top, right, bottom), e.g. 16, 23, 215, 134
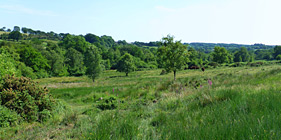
0, 51, 19, 78
188, 60, 199, 68
209, 62, 219, 68
96, 96, 117, 110
160, 70, 167, 75
0, 75, 55, 122
0, 105, 21, 127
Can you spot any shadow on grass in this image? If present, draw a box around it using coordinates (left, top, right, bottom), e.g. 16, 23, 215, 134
108, 76, 127, 78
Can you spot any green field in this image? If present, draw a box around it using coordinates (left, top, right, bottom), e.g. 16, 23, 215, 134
1, 65, 281, 139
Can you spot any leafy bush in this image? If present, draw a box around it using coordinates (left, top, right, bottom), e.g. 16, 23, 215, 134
209, 62, 219, 68
0, 51, 19, 78
188, 60, 199, 68
0, 75, 55, 122
160, 70, 167, 75
96, 96, 117, 110
0, 105, 21, 127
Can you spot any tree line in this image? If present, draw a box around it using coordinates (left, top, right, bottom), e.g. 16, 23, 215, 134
1, 26, 281, 81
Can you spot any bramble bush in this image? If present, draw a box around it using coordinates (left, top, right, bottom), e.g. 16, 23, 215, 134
0, 75, 55, 124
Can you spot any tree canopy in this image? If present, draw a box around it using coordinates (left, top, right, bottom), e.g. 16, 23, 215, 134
85, 46, 102, 82
157, 35, 188, 80
211, 46, 230, 64
233, 47, 251, 62
117, 53, 135, 76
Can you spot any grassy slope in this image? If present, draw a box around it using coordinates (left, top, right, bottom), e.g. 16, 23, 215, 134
1, 65, 281, 139
0, 31, 6, 35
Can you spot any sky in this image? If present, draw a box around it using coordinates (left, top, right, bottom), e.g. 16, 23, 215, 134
0, 0, 281, 45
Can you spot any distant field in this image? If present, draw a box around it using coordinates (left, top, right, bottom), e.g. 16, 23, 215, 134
0, 31, 8, 35
1, 65, 281, 139
0, 31, 29, 36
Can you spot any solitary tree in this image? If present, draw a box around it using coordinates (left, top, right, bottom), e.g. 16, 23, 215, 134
13, 26, 20, 32
84, 46, 102, 82
117, 53, 135, 76
157, 35, 189, 81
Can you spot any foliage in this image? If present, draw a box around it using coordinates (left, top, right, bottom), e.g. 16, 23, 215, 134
84, 33, 100, 44
0, 75, 55, 122
209, 62, 220, 68
17, 62, 37, 79
13, 26, 20, 32
8, 31, 22, 41
276, 55, 281, 60
255, 49, 273, 60
42, 46, 68, 77
273, 46, 281, 59
0, 105, 21, 127
233, 47, 251, 62
60, 34, 89, 53
211, 46, 230, 64
102, 59, 111, 70
84, 46, 102, 82
18, 45, 50, 72
157, 35, 189, 80
96, 96, 118, 110
117, 53, 135, 76
65, 48, 86, 76
0, 51, 19, 78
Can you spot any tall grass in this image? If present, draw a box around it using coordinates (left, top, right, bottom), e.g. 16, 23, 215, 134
1, 64, 281, 139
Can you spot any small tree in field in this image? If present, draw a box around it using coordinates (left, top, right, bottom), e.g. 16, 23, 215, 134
85, 46, 102, 82
117, 53, 135, 76
157, 35, 189, 81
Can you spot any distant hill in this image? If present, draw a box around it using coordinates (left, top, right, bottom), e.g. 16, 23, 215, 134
185, 43, 275, 53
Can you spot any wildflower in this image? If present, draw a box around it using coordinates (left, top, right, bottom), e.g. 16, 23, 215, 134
208, 79, 212, 86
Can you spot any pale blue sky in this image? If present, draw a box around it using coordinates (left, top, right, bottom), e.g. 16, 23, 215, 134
0, 0, 280, 45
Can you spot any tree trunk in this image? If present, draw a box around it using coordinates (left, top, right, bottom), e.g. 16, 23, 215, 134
174, 70, 176, 81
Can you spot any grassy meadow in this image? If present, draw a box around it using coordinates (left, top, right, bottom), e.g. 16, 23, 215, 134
1, 64, 281, 139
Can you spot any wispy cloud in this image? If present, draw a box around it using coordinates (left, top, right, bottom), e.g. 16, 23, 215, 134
0, 5, 58, 16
